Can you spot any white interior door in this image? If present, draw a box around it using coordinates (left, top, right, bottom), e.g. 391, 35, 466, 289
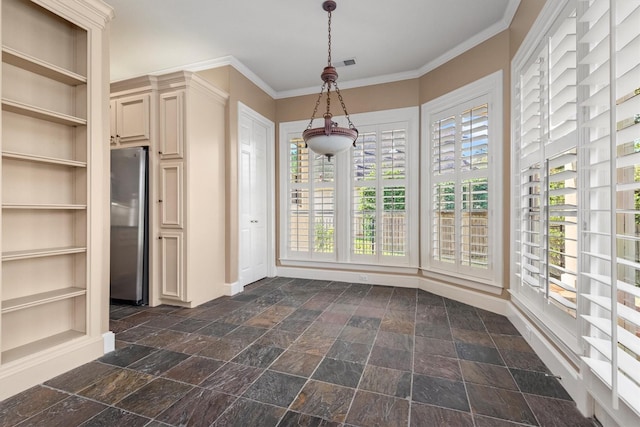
239, 109, 269, 286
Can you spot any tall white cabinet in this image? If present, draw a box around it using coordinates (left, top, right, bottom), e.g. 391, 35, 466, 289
0, 0, 112, 399
111, 71, 229, 308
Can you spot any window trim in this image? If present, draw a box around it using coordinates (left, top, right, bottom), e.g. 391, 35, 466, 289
420, 70, 504, 290
279, 107, 419, 268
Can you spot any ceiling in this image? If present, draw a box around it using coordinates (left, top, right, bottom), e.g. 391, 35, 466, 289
104, 0, 520, 98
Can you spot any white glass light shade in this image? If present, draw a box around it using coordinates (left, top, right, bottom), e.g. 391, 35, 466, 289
304, 133, 354, 157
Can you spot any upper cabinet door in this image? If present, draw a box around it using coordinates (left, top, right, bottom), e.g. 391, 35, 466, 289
115, 94, 150, 143
159, 91, 185, 159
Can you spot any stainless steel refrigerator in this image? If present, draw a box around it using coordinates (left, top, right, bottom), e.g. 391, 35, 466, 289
110, 146, 149, 305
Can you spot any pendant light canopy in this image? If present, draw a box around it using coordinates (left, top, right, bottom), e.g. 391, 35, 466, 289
302, 0, 358, 160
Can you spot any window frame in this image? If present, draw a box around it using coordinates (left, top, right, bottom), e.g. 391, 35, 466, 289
279, 107, 419, 269
421, 70, 504, 290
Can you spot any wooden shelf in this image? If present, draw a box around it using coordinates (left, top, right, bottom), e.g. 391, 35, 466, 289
2, 46, 86, 86
2, 246, 86, 262
2, 151, 86, 167
1, 330, 85, 364
1, 98, 86, 126
2, 287, 86, 314
2, 203, 86, 210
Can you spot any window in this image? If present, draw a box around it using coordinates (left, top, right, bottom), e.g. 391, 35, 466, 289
512, 5, 580, 354
578, 0, 640, 416
422, 71, 503, 287
279, 107, 418, 268
512, 0, 640, 420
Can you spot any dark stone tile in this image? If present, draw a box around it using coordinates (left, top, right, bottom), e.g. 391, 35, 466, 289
142, 314, 183, 329
18, 395, 105, 427
78, 368, 153, 405
287, 308, 323, 321
275, 318, 312, 334
44, 362, 116, 393
116, 378, 192, 418
466, 383, 537, 425
328, 303, 359, 315
128, 349, 190, 376
200, 362, 264, 395
410, 402, 474, 427
304, 322, 344, 339
415, 321, 453, 340
220, 306, 267, 325
368, 345, 412, 371
346, 390, 409, 426
380, 309, 415, 334
289, 335, 335, 356
347, 315, 381, 330
326, 340, 371, 364
270, 350, 323, 377
501, 349, 549, 373
136, 329, 191, 349
164, 334, 219, 355
79, 407, 150, 426
231, 344, 284, 368
312, 357, 364, 388
301, 298, 333, 311
375, 331, 414, 351
256, 329, 300, 348
163, 355, 225, 385
290, 380, 355, 423
338, 326, 377, 345
167, 317, 211, 333
524, 393, 595, 427
414, 355, 462, 381
460, 360, 518, 390
0, 386, 68, 427
447, 308, 485, 331
278, 411, 342, 427
491, 334, 534, 353
224, 325, 268, 345
198, 337, 249, 361
353, 305, 386, 318
417, 290, 446, 307
316, 310, 351, 326
116, 325, 160, 342
359, 365, 411, 398
243, 370, 307, 407
212, 397, 285, 427
510, 368, 572, 400
477, 310, 520, 335
452, 328, 496, 347
98, 343, 157, 367
455, 342, 505, 365
197, 321, 239, 337
412, 374, 470, 412
415, 336, 457, 357
474, 415, 532, 426
244, 305, 296, 328
109, 305, 142, 320
156, 388, 236, 426
231, 292, 261, 302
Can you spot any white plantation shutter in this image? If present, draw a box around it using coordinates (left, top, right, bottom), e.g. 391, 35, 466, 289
351, 124, 409, 263
429, 100, 492, 277
579, 0, 640, 414
286, 135, 335, 259
512, 7, 580, 326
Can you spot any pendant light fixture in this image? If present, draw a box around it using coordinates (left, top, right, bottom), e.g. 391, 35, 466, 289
302, 0, 358, 161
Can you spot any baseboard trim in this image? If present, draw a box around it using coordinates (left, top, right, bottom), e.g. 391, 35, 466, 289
103, 331, 115, 354
224, 281, 242, 296
506, 302, 591, 417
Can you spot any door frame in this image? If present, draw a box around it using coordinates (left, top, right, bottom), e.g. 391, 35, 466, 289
237, 102, 276, 287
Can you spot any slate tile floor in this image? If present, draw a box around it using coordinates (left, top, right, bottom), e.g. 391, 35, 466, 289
0, 277, 597, 427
